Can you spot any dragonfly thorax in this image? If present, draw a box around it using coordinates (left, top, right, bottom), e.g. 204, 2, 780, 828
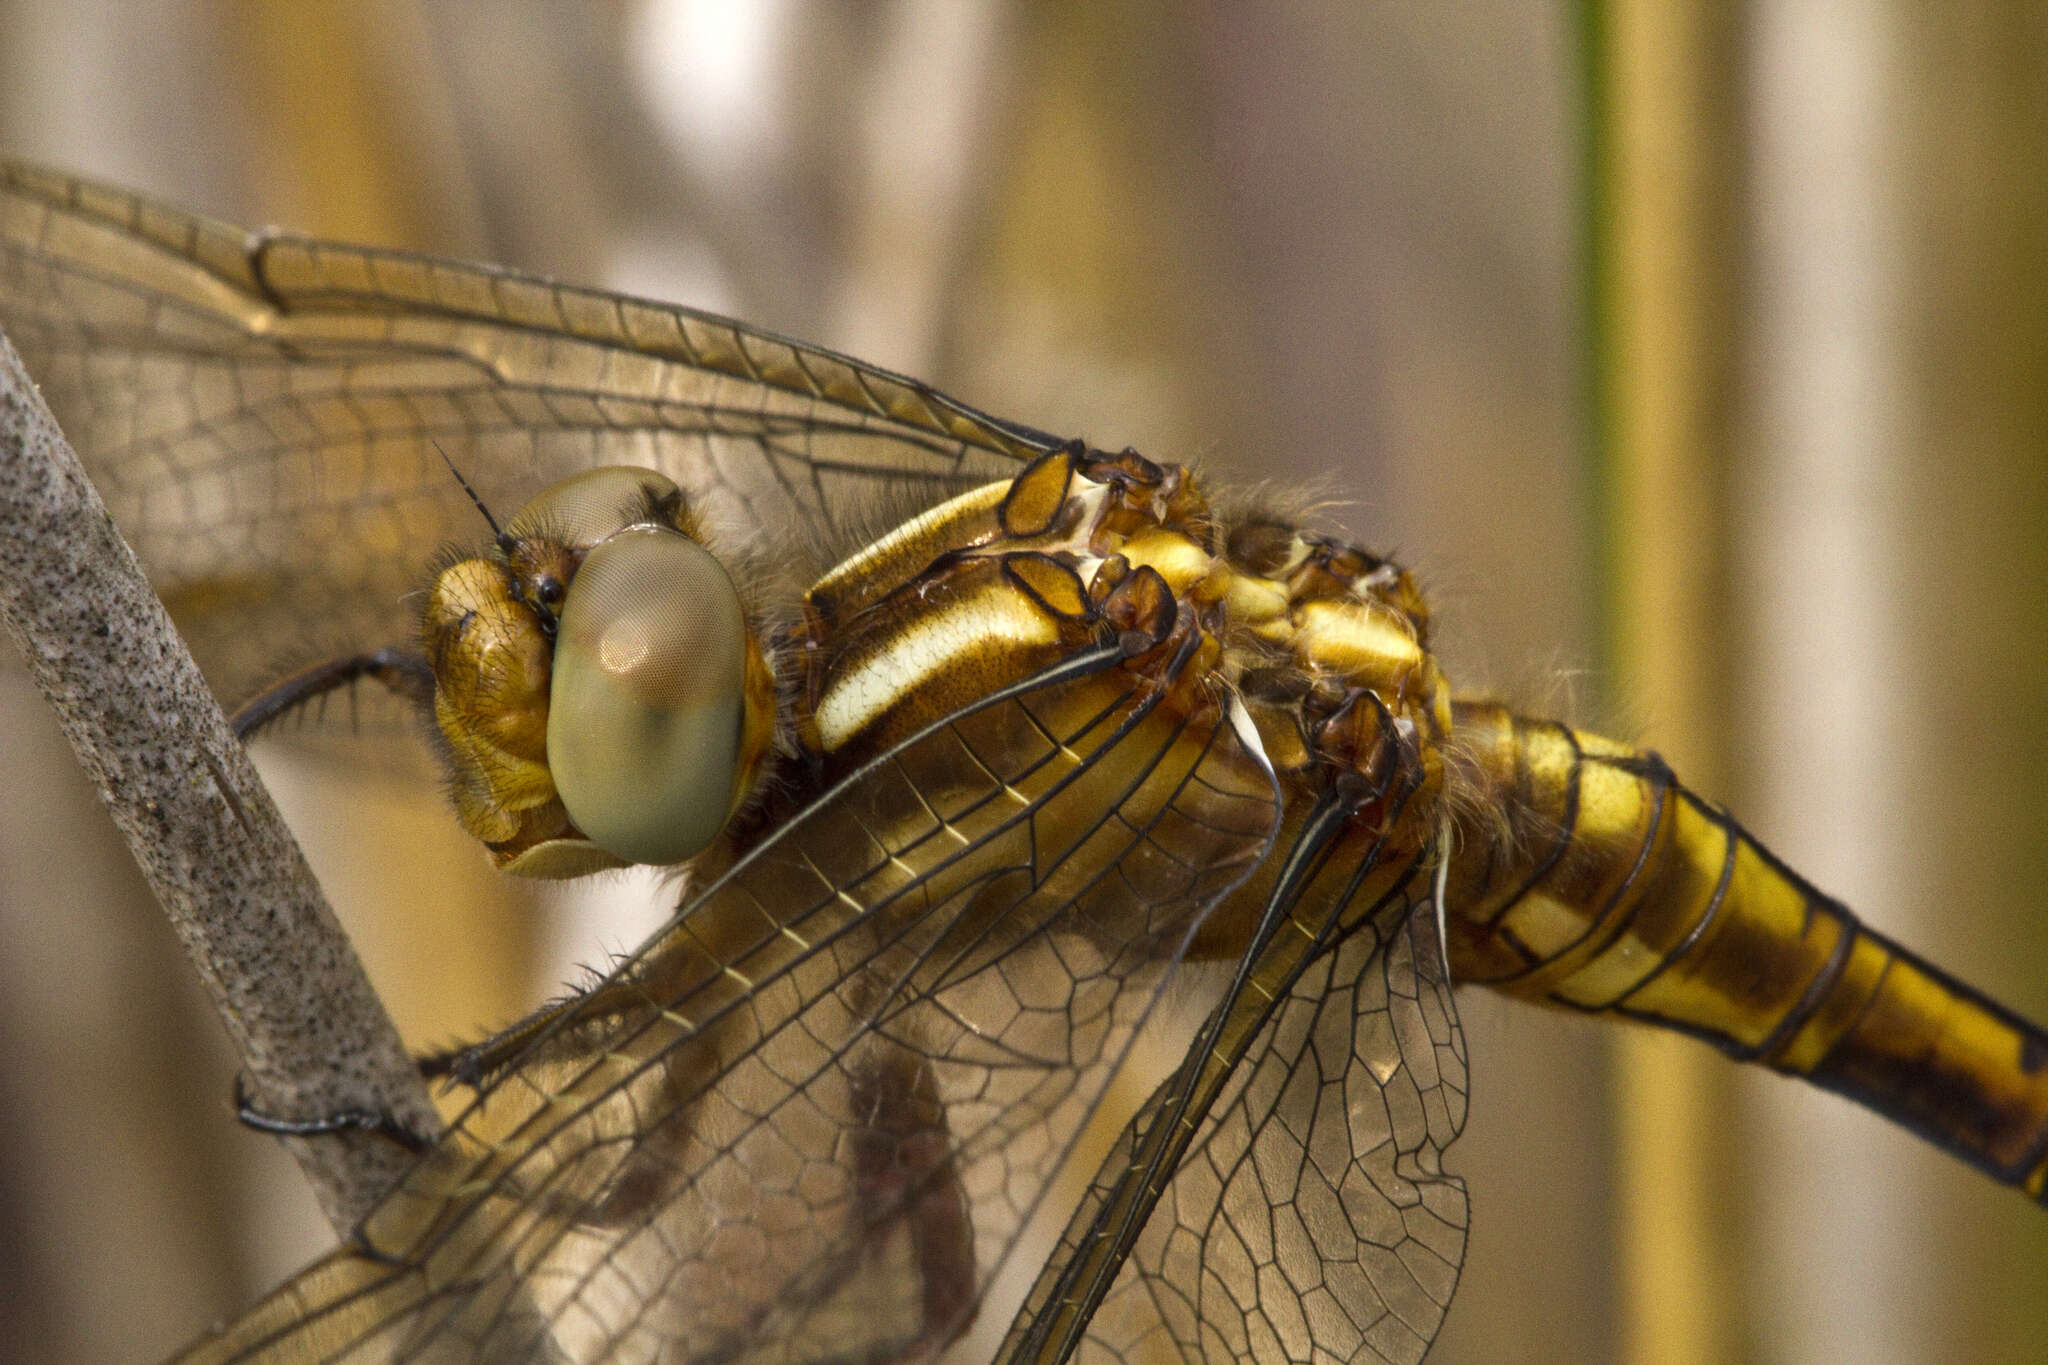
793, 442, 1452, 885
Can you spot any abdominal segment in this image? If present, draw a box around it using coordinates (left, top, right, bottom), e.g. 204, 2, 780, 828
1442, 700, 2048, 1200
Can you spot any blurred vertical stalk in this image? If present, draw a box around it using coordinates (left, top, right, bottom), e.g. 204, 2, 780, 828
1740, 4, 2048, 1360
1738, 9, 1912, 1360
220, 0, 473, 249
1575, 3, 1746, 1361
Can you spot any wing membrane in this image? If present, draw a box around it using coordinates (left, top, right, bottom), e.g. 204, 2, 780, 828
0, 161, 1475, 1362
173, 637, 1282, 1362
0, 161, 1059, 708
1078, 901, 1467, 1365
995, 786, 1468, 1365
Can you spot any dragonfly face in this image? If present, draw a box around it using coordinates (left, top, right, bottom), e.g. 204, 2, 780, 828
1, 161, 2043, 1364
421, 464, 771, 877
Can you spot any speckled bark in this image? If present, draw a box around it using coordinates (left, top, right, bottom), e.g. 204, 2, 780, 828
0, 328, 440, 1233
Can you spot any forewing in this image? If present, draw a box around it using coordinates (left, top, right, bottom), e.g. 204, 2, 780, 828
1080, 897, 1468, 1365
169, 642, 1283, 1362
0, 161, 1057, 708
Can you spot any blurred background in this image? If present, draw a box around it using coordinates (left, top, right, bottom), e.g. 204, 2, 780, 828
0, 2, 2041, 1362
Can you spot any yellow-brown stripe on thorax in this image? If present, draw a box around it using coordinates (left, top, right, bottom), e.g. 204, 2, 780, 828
788, 445, 1452, 951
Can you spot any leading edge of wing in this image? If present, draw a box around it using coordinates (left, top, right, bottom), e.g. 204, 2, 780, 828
0, 158, 1068, 465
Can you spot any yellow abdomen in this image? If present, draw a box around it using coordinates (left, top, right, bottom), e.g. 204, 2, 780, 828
1444, 700, 2048, 1200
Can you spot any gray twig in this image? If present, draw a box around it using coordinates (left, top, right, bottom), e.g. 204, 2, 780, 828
0, 328, 442, 1233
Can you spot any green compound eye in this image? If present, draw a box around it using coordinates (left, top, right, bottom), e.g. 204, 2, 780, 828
545, 525, 747, 866
506, 465, 683, 549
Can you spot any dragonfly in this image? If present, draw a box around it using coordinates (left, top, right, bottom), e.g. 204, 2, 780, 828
1, 160, 2044, 1364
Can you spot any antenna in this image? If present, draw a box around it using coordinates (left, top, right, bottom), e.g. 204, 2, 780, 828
433, 441, 502, 538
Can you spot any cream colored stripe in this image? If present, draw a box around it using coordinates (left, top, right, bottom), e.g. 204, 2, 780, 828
814, 587, 1059, 751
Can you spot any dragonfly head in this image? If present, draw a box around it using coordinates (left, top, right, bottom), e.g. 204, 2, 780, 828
422, 466, 775, 877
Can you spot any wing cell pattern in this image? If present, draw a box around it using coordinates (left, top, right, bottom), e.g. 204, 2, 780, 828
0, 162, 1050, 707
0, 162, 1474, 1363
1080, 905, 1467, 1365
174, 643, 1282, 1362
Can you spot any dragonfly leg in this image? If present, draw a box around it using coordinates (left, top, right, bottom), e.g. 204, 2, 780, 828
230, 1071, 433, 1153
849, 1041, 976, 1358
229, 647, 435, 738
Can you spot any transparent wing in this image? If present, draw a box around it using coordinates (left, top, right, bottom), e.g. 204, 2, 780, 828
0, 160, 1059, 708
170, 638, 1283, 1362
1080, 897, 1467, 1365
993, 804, 1467, 1365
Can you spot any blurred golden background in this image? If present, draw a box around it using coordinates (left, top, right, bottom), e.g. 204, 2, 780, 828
0, 2, 2041, 1362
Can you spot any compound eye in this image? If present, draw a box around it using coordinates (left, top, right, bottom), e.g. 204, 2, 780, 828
546, 526, 747, 865
507, 466, 683, 550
